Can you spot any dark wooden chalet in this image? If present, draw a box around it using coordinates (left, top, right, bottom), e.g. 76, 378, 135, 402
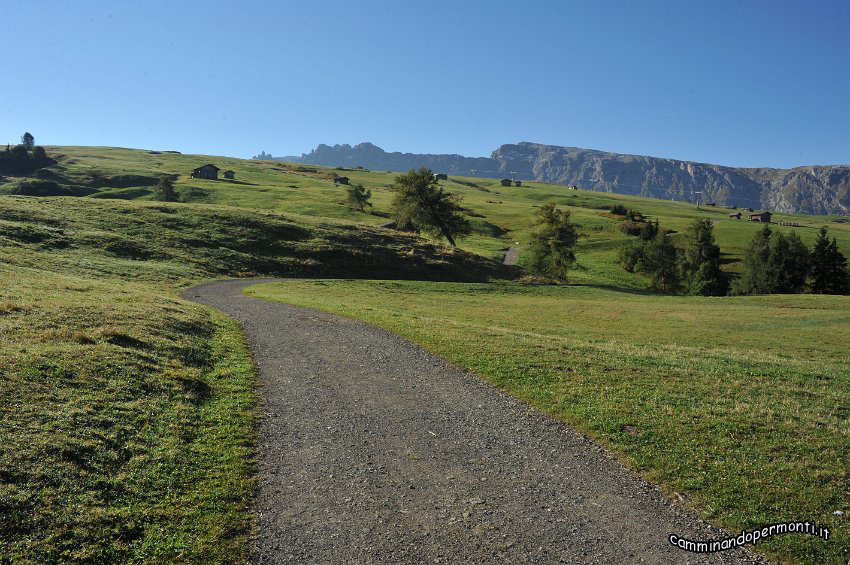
500, 178, 512, 187
749, 211, 772, 222
514, 180, 522, 187
191, 164, 220, 180
223, 170, 235, 179
334, 176, 350, 185
729, 211, 742, 219
434, 173, 448, 181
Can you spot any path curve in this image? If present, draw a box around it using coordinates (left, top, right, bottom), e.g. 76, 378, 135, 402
183, 279, 762, 564
503, 245, 520, 265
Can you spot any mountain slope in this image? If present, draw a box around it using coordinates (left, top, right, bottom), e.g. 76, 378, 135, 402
261, 141, 850, 215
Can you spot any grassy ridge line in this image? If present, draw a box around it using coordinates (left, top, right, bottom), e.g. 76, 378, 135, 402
248, 279, 850, 564
3, 146, 848, 286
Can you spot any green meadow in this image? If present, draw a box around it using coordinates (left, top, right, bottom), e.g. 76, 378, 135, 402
249, 279, 850, 564
2, 146, 850, 563
0, 195, 502, 562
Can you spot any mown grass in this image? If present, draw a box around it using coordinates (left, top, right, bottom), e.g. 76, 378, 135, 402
0, 195, 505, 562
250, 279, 850, 564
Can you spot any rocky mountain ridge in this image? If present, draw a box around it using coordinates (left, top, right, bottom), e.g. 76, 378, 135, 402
253, 142, 850, 215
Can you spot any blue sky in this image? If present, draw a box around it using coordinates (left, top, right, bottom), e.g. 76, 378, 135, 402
1, 0, 847, 167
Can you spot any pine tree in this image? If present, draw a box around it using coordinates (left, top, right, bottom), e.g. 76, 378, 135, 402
155, 177, 179, 202
810, 227, 850, 294
733, 225, 773, 295
527, 202, 581, 280
767, 231, 809, 293
21, 132, 34, 150
642, 231, 680, 293
680, 219, 728, 295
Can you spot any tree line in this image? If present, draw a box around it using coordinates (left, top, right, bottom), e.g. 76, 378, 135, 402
617, 217, 848, 296
342, 170, 849, 296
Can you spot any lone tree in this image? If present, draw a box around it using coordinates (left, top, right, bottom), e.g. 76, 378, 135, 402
680, 219, 728, 296
154, 176, 179, 202
810, 226, 850, 294
346, 183, 372, 212
21, 132, 34, 150
390, 167, 470, 246
527, 202, 580, 280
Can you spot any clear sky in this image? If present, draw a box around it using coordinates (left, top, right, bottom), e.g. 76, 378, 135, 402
1, 0, 847, 167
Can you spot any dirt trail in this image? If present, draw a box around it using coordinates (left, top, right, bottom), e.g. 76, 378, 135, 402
503, 246, 520, 265
184, 279, 762, 564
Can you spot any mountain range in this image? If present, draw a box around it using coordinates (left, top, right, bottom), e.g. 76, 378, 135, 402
253, 142, 850, 215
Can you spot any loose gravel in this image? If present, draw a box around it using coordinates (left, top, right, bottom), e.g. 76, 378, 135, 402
184, 279, 765, 564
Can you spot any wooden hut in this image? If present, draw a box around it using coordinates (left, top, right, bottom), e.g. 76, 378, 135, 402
514, 180, 522, 187
500, 178, 512, 187
729, 211, 742, 219
334, 176, 350, 185
749, 211, 772, 223
434, 173, 448, 181
223, 170, 235, 179
190, 164, 219, 180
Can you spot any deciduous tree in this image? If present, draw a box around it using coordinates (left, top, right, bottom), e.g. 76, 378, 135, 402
346, 183, 372, 212
390, 167, 470, 246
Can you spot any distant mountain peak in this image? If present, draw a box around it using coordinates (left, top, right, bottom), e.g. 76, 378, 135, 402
252, 142, 850, 214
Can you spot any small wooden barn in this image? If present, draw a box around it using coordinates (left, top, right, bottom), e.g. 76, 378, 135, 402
191, 164, 220, 180
729, 212, 742, 219
749, 211, 772, 223
223, 170, 235, 179
434, 173, 448, 181
514, 180, 522, 187
334, 176, 350, 185
500, 178, 512, 187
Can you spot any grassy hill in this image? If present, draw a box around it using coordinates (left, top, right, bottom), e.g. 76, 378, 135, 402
2, 146, 849, 563
2, 145, 849, 289
0, 195, 507, 562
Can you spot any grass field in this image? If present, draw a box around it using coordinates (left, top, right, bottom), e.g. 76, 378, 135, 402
3, 146, 848, 288
0, 195, 503, 562
249, 279, 850, 564
3, 146, 850, 563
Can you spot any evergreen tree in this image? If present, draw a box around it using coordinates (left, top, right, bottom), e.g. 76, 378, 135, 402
641, 231, 681, 293
154, 177, 179, 202
680, 219, 728, 295
527, 202, 581, 280
21, 132, 34, 150
767, 231, 809, 293
346, 183, 372, 212
733, 225, 774, 295
390, 167, 470, 246
810, 227, 850, 294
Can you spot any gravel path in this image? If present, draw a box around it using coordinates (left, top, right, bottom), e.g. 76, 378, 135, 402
503, 246, 520, 266
184, 279, 763, 564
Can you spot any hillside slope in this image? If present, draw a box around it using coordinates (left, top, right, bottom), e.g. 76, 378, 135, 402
262, 141, 850, 215
0, 195, 510, 562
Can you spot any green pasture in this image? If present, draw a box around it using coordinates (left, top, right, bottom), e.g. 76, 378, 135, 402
250, 279, 850, 564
